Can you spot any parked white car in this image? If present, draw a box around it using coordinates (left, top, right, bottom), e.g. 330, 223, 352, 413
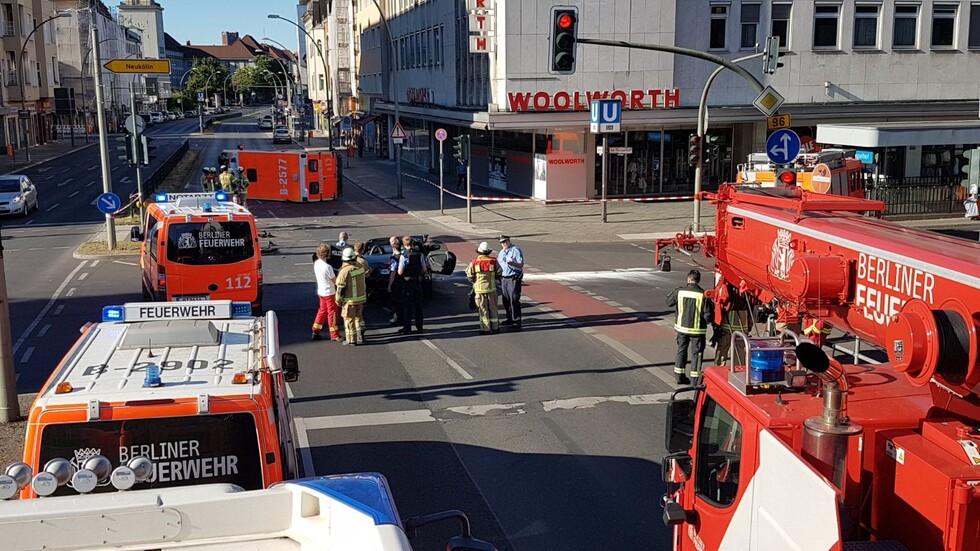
149, 112, 165, 123
0, 175, 39, 216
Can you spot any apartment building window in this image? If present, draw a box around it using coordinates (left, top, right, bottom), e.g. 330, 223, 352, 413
894, 5, 919, 47
970, 3, 980, 48
709, 4, 729, 50
771, 4, 792, 48
50, 56, 56, 83
434, 25, 442, 64
932, 4, 958, 47
854, 4, 880, 48
318, 74, 324, 90
1, 5, 12, 36
813, 5, 840, 48
740, 4, 760, 49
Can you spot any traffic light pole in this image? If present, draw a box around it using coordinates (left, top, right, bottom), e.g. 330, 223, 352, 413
439, 139, 444, 214
130, 80, 145, 224
601, 133, 609, 223
92, 27, 116, 251
466, 136, 472, 224
694, 51, 764, 231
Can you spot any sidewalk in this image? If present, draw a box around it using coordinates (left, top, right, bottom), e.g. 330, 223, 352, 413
0, 137, 97, 175
310, 138, 716, 243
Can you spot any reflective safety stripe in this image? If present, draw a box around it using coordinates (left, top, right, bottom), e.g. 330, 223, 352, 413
674, 289, 707, 335
340, 266, 367, 304
804, 320, 833, 335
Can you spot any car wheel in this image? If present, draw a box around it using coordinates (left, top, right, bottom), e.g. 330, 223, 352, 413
32, 198, 39, 212
19, 203, 28, 217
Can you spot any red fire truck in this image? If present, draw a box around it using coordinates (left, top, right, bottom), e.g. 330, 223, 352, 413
655, 185, 980, 551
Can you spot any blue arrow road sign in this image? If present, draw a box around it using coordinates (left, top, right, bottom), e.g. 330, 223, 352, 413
97, 192, 121, 215
766, 129, 801, 164
590, 99, 621, 133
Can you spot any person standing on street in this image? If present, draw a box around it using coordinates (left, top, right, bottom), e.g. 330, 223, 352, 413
466, 241, 503, 334
336, 232, 349, 248
497, 235, 524, 330
667, 269, 713, 385
353, 241, 369, 338
335, 247, 367, 346
356, 134, 365, 158
713, 285, 752, 365
386, 236, 403, 327
310, 243, 341, 342
397, 236, 427, 334
456, 160, 467, 191
218, 165, 233, 192
233, 167, 250, 207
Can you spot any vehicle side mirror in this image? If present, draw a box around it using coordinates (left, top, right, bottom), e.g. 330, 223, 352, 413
662, 452, 691, 484
666, 398, 696, 453
662, 498, 691, 527
130, 226, 143, 242
281, 352, 300, 382
447, 536, 496, 551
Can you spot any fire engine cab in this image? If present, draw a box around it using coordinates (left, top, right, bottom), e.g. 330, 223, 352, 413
656, 185, 980, 551
22, 300, 300, 499
737, 148, 866, 198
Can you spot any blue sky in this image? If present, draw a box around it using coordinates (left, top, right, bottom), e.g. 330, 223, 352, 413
160, 0, 306, 52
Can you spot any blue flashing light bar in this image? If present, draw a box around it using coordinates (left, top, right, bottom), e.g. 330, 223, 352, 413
294, 473, 401, 526
203, 202, 213, 212
153, 193, 168, 202
143, 364, 162, 388
101, 301, 256, 323
231, 302, 253, 317
102, 305, 124, 322
214, 191, 229, 202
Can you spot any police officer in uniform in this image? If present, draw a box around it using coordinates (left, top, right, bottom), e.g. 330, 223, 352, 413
386, 236, 402, 326
667, 269, 713, 385
397, 236, 427, 334
466, 241, 503, 334
335, 247, 367, 346
497, 235, 524, 330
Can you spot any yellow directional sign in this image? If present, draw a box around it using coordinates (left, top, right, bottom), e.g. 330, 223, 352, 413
767, 113, 792, 130
103, 59, 171, 74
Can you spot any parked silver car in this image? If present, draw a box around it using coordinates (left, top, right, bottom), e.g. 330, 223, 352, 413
0, 175, 39, 216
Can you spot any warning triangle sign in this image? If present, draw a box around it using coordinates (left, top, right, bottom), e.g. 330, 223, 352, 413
390, 122, 408, 140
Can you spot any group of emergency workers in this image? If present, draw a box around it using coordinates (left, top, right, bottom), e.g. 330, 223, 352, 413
464, 235, 524, 335
201, 165, 250, 207
311, 233, 369, 346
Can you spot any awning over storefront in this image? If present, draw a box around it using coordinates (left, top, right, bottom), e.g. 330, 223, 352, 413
817, 120, 980, 147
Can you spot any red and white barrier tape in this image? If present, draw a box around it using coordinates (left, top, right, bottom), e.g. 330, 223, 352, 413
404, 173, 693, 203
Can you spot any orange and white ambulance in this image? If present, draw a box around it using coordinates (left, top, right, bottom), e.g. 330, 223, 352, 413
132, 192, 263, 315
225, 149, 341, 202
21, 300, 300, 498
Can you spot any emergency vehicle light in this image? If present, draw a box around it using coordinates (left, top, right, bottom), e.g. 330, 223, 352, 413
215, 191, 229, 201
55, 382, 72, 394
154, 193, 168, 202
232, 373, 249, 384
143, 364, 162, 388
102, 301, 255, 322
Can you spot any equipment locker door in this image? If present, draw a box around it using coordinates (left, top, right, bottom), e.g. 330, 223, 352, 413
305, 155, 322, 202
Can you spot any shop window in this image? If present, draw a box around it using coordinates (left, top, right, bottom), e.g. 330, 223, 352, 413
695, 397, 743, 507
931, 4, 958, 48
894, 4, 919, 48
740, 3, 760, 49
969, 2, 980, 49
813, 5, 840, 49
770, 3, 792, 48
854, 5, 880, 48
710, 4, 729, 50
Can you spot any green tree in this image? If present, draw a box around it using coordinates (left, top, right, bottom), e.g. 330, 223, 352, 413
186, 57, 229, 106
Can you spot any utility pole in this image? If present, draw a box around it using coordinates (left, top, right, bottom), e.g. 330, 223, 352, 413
92, 27, 116, 250
0, 224, 20, 423
130, 80, 144, 223
601, 133, 609, 223
466, 135, 472, 224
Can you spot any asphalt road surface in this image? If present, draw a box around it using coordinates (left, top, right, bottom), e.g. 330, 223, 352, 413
7, 111, 973, 550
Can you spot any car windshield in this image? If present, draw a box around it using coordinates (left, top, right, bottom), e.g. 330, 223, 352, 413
165, 221, 255, 265
0, 181, 21, 193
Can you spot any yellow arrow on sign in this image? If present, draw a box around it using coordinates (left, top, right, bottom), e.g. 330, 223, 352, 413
103, 59, 171, 74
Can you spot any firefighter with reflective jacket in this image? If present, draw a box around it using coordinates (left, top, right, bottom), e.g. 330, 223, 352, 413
335, 247, 367, 346
466, 241, 503, 335
713, 285, 753, 365
233, 166, 250, 207
802, 314, 833, 347
218, 165, 234, 192
667, 269, 714, 385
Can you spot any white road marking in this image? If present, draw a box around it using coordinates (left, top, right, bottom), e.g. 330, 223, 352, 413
23, 221, 33, 225
591, 332, 677, 386
90, 260, 100, 266
45, 203, 60, 212
66, 287, 77, 297
13, 261, 87, 355
421, 338, 474, 380
299, 409, 436, 430
78, 272, 89, 281
292, 416, 315, 477
52, 246, 70, 250
54, 304, 65, 315
120, 177, 130, 183
20, 347, 35, 363
68, 191, 80, 197
87, 165, 97, 171
112, 260, 138, 266
542, 392, 673, 412
57, 178, 73, 187
37, 324, 51, 337
86, 181, 95, 187
523, 268, 668, 283
446, 403, 526, 416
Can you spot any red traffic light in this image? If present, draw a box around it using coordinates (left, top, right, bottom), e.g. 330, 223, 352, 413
778, 170, 797, 185
557, 13, 575, 29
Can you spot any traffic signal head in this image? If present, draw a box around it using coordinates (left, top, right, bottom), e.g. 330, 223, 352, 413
550, 7, 578, 75
961, 147, 980, 189
688, 135, 701, 167
763, 36, 784, 75
703, 135, 721, 162
139, 135, 156, 166
776, 166, 797, 187
116, 133, 137, 166
452, 135, 468, 162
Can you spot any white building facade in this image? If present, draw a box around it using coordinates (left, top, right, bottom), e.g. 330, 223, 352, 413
359, 0, 980, 200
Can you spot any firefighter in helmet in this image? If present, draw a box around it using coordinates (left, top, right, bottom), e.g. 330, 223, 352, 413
335, 247, 367, 346
233, 166, 250, 207
667, 269, 714, 385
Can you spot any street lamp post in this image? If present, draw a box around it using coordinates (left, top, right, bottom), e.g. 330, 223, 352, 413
79, 38, 116, 145
369, 0, 402, 198
263, 58, 293, 134
267, 13, 333, 151
18, 12, 72, 162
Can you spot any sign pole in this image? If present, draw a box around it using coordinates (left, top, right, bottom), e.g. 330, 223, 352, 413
92, 27, 116, 250
439, 140, 445, 214
466, 136, 472, 224
601, 134, 609, 223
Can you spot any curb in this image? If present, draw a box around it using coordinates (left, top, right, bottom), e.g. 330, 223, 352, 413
73, 249, 139, 260
1, 142, 98, 176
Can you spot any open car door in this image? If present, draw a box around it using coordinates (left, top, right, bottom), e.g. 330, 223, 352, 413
424, 241, 457, 275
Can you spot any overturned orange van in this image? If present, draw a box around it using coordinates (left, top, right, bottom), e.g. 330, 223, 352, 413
226, 150, 340, 202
